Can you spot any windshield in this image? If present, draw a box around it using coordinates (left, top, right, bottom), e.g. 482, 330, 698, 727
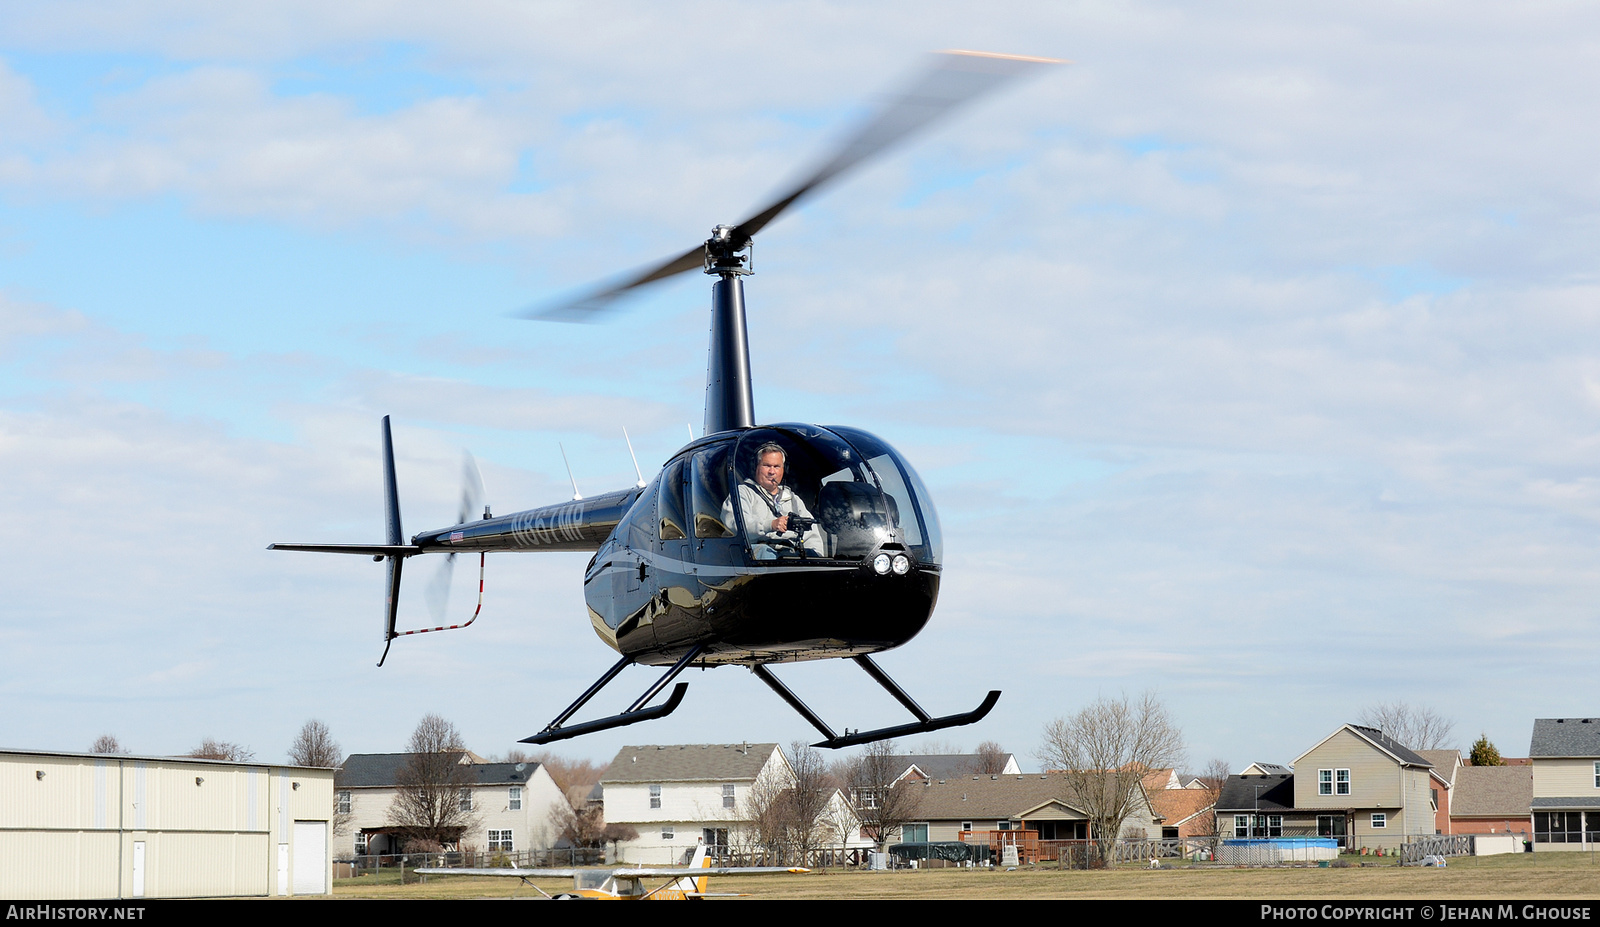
725, 425, 941, 567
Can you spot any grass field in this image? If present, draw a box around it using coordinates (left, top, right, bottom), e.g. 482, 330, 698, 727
332, 851, 1600, 900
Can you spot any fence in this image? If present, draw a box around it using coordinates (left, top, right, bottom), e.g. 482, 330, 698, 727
1399, 834, 1473, 865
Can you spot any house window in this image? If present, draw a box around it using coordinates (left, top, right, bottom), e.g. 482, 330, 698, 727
1317, 815, 1347, 837
650, 784, 661, 809
961, 821, 973, 832
996, 821, 1012, 831
703, 827, 729, 853
1319, 769, 1332, 796
509, 787, 522, 811
661, 826, 674, 840
904, 823, 929, 842
1371, 813, 1387, 829
488, 830, 514, 851
459, 789, 473, 812
1594, 762, 1599, 788
336, 790, 351, 814
723, 783, 736, 809
1336, 769, 1351, 795
1235, 815, 1282, 838
354, 833, 368, 855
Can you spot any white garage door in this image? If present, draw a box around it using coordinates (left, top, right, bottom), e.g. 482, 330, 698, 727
292, 821, 327, 895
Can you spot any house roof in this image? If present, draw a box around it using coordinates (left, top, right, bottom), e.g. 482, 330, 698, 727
1216, 774, 1296, 813
1417, 750, 1461, 787
337, 752, 538, 789
1529, 719, 1600, 758
601, 743, 780, 784
1147, 785, 1216, 826
1294, 725, 1433, 769
1242, 762, 1291, 776
1140, 768, 1181, 792
1450, 765, 1532, 817
907, 773, 1091, 821
895, 753, 1020, 781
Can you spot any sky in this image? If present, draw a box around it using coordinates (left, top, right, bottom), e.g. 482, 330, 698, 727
2, 1, 1597, 775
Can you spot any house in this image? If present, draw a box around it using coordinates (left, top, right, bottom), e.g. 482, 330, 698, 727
1216, 773, 1306, 838
1147, 785, 1217, 840
336, 752, 567, 858
0, 747, 334, 899
1217, 724, 1437, 850
1290, 724, 1436, 848
1528, 718, 1600, 849
1450, 765, 1533, 837
898, 772, 1162, 863
599, 742, 794, 865
890, 752, 1022, 784
1417, 750, 1461, 834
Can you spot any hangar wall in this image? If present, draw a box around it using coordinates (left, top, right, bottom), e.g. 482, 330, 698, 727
0, 748, 334, 899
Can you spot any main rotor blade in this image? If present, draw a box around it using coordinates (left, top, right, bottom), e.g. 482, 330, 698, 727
730, 49, 1062, 244
530, 243, 706, 321
529, 49, 1061, 321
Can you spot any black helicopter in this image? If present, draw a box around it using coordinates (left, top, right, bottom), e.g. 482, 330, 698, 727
272, 50, 1058, 749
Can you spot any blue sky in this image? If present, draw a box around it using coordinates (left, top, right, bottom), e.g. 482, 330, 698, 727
2, 1, 1599, 773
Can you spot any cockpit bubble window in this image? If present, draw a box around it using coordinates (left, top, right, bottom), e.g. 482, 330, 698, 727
719, 425, 939, 565
689, 446, 735, 539
825, 426, 942, 566
657, 459, 687, 541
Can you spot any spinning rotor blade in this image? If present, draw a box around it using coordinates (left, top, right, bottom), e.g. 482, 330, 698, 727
530, 49, 1061, 321
425, 452, 484, 622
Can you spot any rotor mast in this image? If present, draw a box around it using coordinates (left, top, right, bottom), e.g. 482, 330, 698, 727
703, 225, 756, 436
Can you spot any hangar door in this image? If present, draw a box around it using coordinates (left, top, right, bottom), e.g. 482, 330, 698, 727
292, 821, 328, 895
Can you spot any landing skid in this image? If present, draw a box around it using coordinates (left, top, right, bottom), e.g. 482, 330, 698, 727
520, 645, 702, 745
751, 654, 1001, 750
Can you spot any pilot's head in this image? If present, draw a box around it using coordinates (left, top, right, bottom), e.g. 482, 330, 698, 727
754, 443, 786, 493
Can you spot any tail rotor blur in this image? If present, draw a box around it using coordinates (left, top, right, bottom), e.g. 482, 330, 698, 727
425, 452, 485, 622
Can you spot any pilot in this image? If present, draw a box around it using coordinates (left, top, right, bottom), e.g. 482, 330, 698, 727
721, 442, 825, 559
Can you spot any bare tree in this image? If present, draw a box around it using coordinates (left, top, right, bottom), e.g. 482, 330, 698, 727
187, 738, 255, 762
1197, 757, 1231, 838
1037, 691, 1185, 857
842, 739, 922, 851
972, 740, 1009, 775
743, 742, 837, 864
90, 735, 129, 755
387, 714, 479, 850
1357, 702, 1456, 751
288, 719, 343, 768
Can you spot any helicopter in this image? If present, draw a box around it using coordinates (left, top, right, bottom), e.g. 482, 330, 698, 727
272, 50, 1060, 749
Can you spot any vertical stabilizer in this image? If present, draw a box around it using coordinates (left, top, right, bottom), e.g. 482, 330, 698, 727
379, 416, 404, 666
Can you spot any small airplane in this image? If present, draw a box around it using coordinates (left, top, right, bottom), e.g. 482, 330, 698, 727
272, 50, 1060, 748
415, 841, 806, 900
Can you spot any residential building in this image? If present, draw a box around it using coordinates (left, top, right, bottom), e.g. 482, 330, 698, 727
890, 752, 1022, 784
0, 747, 334, 899
1147, 785, 1217, 841
336, 752, 566, 858
1291, 724, 1436, 848
600, 742, 793, 865
1450, 765, 1533, 837
1417, 750, 1461, 834
1528, 718, 1600, 849
1216, 773, 1307, 839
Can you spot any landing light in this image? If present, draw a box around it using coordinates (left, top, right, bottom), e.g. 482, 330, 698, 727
892, 554, 910, 575
872, 553, 892, 575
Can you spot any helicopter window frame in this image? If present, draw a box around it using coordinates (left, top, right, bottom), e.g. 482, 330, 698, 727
657, 458, 687, 541
690, 445, 737, 540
